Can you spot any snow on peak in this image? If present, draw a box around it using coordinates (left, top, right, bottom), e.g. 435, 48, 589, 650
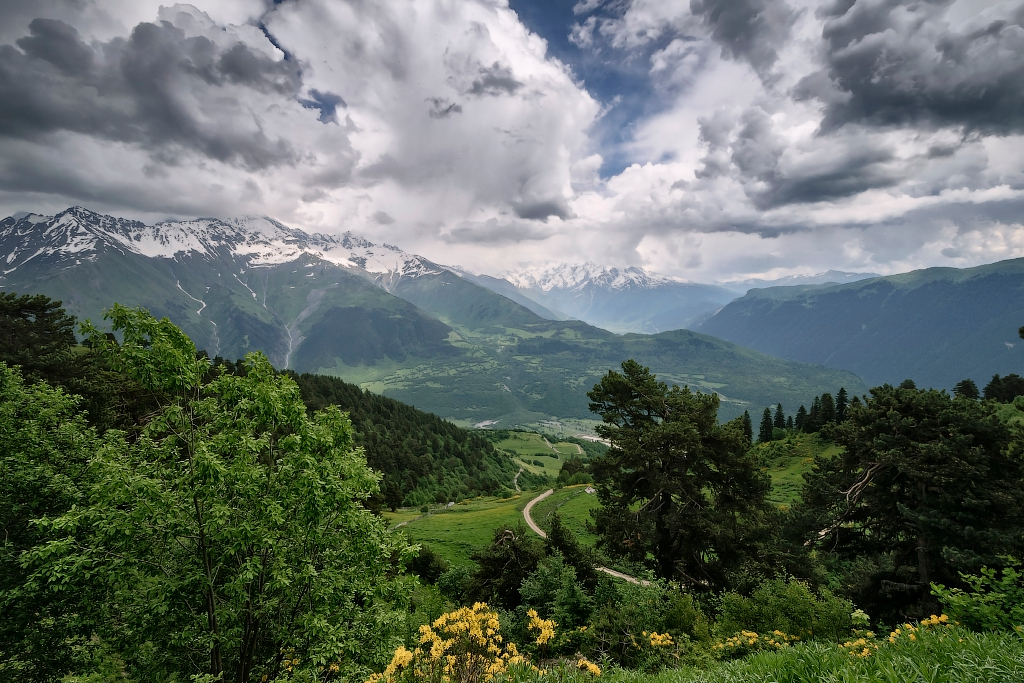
503, 262, 685, 292
0, 208, 443, 279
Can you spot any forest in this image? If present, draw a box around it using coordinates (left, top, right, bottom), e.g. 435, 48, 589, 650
3, 292, 1024, 682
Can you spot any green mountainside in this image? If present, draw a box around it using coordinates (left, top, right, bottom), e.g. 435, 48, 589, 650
291, 372, 544, 508
699, 258, 1024, 390
1, 208, 865, 427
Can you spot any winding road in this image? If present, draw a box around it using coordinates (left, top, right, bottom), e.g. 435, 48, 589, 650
522, 488, 649, 585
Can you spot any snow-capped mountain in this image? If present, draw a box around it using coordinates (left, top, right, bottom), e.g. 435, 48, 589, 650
0, 206, 441, 281
503, 262, 686, 292
476, 261, 739, 334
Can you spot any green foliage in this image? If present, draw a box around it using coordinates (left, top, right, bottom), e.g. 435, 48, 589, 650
984, 373, 1024, 402
409, 545, 451, 585
467, 524, 545, 610
556, 458, 592, 486
0, 293, 78, 384
588, 361, 772, 589
520, 554, 595, 630
716, 578, 853, 643
953, 379, 980, 400
933, 559, 1024, 631
758, 407, 773, 443
293, 373, 534, 507
23, 306, 411, 682
799, 382, 1024, 620
0, 363, 100, 681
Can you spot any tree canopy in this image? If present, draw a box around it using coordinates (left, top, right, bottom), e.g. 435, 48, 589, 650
587, 360, 771, 590
16, 306, 410, 682
799, 383, 1024, 618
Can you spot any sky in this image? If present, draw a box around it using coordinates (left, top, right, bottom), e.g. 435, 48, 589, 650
1, 0, 1023, 283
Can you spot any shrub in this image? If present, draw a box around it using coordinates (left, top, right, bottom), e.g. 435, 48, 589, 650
716, 578, 853, 643
932, 559, 1024, 631
367, 603, 530, 683
410, 545, 450, 585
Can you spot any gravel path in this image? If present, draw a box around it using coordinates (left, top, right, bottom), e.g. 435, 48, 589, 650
521, 488, 649, 585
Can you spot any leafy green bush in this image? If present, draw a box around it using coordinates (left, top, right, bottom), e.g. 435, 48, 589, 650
933, 559, 1024, 631
410, 545, 450, 585
716, 578, 853, 643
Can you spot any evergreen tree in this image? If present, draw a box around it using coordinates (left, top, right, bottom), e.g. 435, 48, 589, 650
820, 393, 836, 424
587, 361, 771, 589
952, 379, 980, 400
807, 396, 822, 432
836, 387, 849, 422
741, 410, 753, 445
799, 383, 1024, 618
759, 407, 774, 443
795, 405, 807, 431
984, 374, 1024, 402
468, 524, 545, 610
0, 293, 78, 385
773, 403, 785, 429
899, 379, 918, 390
786, 415, 794, 430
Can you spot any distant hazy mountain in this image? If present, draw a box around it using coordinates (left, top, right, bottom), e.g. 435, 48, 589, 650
1, 207, 864, 424
699, 261, 1024, 390
494, 262, 738, 334
720, 270, 880, 294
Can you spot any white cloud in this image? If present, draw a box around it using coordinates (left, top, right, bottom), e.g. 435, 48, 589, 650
1, 0, 1023, 283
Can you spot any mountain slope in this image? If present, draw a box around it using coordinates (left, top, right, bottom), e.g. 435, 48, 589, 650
698, 259, 1024, 389
720, 270, 880, 294
502, 263, 737, 334
1, 207, 866, 426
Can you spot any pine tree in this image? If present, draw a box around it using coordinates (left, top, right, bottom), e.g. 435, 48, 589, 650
836, 388, 849, 422
786, 415, 794, 430
773, 403, 785, 429
807, 397, 822, 432
984, 374, 1024, 402
742, 410, 753, 445
820, 393, 836, 424
759, 407, 774, 442
587, 361, 771, 588
952, 379, 980, 400
800, 383, 1024, 618
795, 405, 807, 431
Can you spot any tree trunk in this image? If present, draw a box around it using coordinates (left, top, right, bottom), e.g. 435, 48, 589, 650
656, 490, 673, 579
195, 496, 223, 678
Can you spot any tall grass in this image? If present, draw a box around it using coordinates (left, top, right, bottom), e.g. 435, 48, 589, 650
500, 627, 1024, 683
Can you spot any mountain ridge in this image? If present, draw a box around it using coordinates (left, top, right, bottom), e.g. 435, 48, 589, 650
1, 207, 867, 427
698, 259, 1024, 390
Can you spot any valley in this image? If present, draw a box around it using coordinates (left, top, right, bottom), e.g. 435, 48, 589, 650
0, 208, 866, 429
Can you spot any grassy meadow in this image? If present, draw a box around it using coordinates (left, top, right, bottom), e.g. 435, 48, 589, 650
384, 430, 841, 568
386, 494, 532, 567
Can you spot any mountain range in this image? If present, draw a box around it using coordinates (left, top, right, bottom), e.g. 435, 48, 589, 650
0, 207, 863, 426
699, 262, 1024, 390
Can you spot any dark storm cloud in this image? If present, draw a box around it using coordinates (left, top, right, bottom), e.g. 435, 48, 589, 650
797, 0, 1024, 134
698, 106, 902, 210
513, 199, 572, 221
467, 62, 522, 96
689, 0, 799, 78
0, 17, 303, 170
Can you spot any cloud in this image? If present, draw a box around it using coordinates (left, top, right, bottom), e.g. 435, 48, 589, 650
690, 0, 800, 78
1, 0, 1023, 285
0, 14, 303, 170
467, 62, 522, 97
798, 0, 1024, 134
